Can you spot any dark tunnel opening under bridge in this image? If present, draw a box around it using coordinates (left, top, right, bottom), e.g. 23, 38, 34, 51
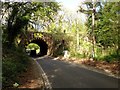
26, 39, 48, 57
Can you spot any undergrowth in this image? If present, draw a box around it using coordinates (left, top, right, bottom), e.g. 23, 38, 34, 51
2, 47, 30, 88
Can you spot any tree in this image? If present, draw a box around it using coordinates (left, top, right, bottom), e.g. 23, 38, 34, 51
78, 1, 120, 60
95, 2, 120, 58
1, 2, 60, 48
78, 1, 102, 59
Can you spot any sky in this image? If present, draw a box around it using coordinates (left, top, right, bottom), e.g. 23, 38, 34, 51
56, 0, 83, 12
56, 0, 86, 22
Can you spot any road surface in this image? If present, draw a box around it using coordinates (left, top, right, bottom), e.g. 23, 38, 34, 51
35, 56, 119, 88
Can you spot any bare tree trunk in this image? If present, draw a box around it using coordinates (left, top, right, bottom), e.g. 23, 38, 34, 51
91, 0, 96, 60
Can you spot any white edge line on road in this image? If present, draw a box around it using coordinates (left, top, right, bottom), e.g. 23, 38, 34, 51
33, 58, 52, 90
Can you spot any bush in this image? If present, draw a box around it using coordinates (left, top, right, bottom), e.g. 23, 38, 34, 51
94, 46, 119, 62
2, 47, 30, 88
70, 52, 87, 58
103, 53, 120, 62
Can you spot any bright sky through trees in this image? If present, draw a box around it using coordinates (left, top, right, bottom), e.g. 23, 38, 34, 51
56, 0, 86, 22
56, 0, 82, 12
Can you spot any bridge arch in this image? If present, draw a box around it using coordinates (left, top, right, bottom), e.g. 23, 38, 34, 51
28, 39, 48, 56
20, 31, 54, 56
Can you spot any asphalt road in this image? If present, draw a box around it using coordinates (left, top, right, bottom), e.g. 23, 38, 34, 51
36, 56, 119, 88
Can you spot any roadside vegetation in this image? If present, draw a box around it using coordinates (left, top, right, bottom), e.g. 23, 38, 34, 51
1, 1, 120, 88
1, 1, 60, 88
2, 46, 30, 88
50, 1, 120, 63
45, 1, 120, 76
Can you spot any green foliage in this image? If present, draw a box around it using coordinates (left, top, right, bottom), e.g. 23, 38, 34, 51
1, 2, 61, 87
70, 53, 86, 58
96, 2, 120, 48
2, 47, 30, 87
77, 1, 120, 61
2, 2, 60, 48
103, 54, 119, 62
52, 32, 72, 56
26, 43, 40, 50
